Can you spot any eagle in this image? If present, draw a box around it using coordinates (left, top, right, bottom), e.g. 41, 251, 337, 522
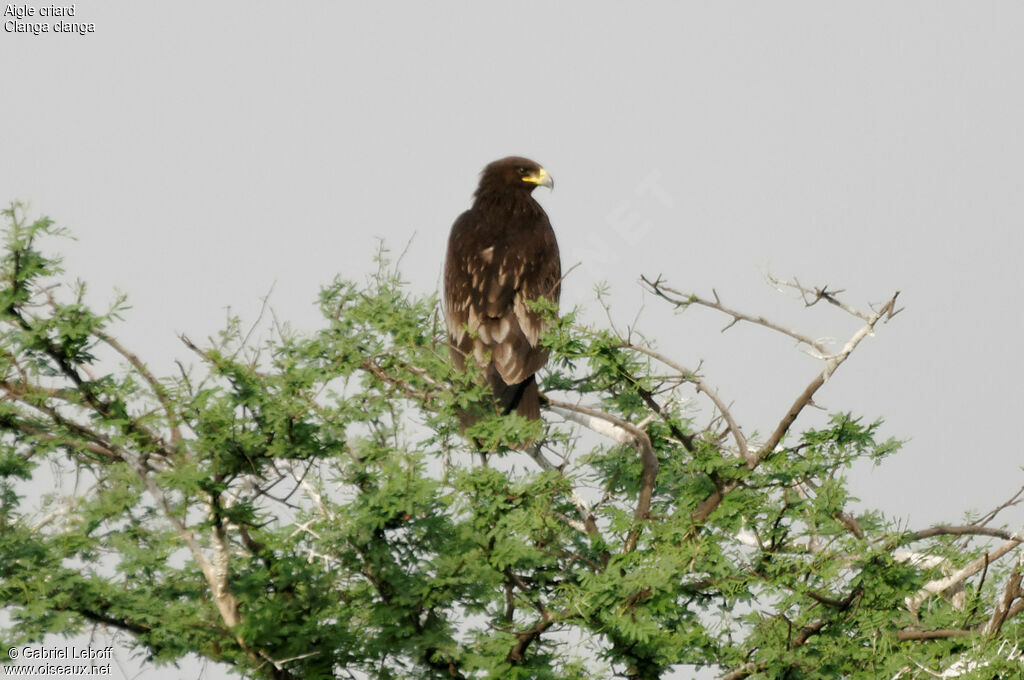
443, 156, 561, 425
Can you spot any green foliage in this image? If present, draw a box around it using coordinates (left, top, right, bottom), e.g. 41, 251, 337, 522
0, 203, 1020, 679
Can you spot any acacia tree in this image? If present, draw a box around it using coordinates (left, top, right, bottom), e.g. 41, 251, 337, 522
1, 204, 1022, 680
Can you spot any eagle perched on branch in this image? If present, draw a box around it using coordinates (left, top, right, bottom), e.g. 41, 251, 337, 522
444, 156, 561, 423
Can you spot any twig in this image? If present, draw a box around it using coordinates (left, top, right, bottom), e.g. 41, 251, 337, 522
975, 482, 1024, 529
94, 329, 183, 447
0, 379, 124, 461
621, 343, 749, 462
4, 303, 172, 458
795, 477, 865, 540
641, 275, 829, 356
284, 461, 336, 521
609, 350, 695, 452
719, 586, 860, 679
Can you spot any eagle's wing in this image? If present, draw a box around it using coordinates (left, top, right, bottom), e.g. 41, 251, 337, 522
443, 210, 483, 371
444, 210, 560, 387
491, 220, 560, 385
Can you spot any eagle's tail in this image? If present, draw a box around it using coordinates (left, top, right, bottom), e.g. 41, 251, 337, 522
504, 376, 540, 421
488, 369, 541, 421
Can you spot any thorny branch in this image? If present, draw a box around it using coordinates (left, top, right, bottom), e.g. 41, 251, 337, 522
634, 273, 1024, 678
640, 277, 905, 527
757, 287, 900, 459
641, 274, 830, 356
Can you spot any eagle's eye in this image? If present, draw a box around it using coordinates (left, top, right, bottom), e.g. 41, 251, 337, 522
517, 167, 528, 175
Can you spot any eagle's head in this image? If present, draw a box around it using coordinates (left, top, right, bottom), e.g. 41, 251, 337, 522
476, 156, 554, 197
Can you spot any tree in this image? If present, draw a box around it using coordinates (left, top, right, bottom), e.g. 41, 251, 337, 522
1, 203, 1022, 680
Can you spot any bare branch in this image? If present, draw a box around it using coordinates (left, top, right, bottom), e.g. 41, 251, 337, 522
975, 482, 1024, 529
907, 530, 1024, 614
641, 275, 829, 355
894, 551, 966, 611
895, 628, 972, 642
643, 275, 898, 465
757, 290, 900, 460
546, 399, 657, 553
985, 563, 1022, 638
768, 275, 905, 322
684, 285, 901, 529
905, 525, 1020, 543
283, 461, 336, 521
548, 399, 643, 445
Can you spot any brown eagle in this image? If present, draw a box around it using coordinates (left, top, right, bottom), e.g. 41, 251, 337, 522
444, 156, 561, 423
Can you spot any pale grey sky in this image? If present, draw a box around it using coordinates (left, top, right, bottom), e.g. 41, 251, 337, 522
3, 3, 1023, 678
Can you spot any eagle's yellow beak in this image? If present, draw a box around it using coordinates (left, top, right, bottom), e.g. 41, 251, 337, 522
523, 167, 554, 190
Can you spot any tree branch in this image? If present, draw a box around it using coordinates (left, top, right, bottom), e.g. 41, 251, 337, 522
896, 628, 972, 642
506, 609, 554, 664
94, 328, 183, 447
3, 304, 173, 459
904, 524, 1019, 543
641, 275, 830, 356
758, 291, 899, 460
546, 399, 657, 553
620, 342, 749, 462
985, 563, 1022, 637
907, 530, 1024, 614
